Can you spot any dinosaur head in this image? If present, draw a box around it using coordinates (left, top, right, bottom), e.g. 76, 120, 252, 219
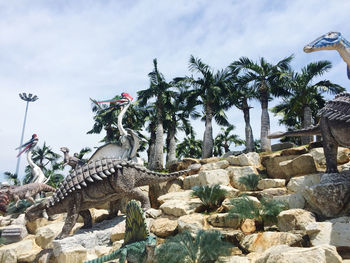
60, 147, 69, 153
304, 32, 347, 53
25, 201, 48, 221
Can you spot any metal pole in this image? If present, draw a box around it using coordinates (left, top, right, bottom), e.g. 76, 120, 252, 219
15, 100, 30, 178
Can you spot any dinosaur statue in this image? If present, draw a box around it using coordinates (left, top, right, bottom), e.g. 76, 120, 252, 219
304, 31, 350, 79
89, 93, 143, 164
0, 183, 55, 213
85, 200, 156, 263
25, 158, 198, 239
60, 147, 85, 169
16, 134, 48, 184
268, 92, 350, 173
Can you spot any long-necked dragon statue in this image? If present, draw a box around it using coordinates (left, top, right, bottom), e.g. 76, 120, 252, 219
304, 31, 350, 79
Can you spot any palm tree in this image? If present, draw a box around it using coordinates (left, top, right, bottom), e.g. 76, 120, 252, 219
184, 55, 230, 158
226, 68, 257, 152
176, 127, 202, 159
163, 82, 200, 168
138, 59, 170, 170
74, 147, 92, 163
4, 171, 20, 185
231, 55, 293, 152
272, 61, 344, 145
213, 125, 244, 156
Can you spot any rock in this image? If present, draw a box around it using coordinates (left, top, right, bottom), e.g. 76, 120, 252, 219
219, 185, 240, 198
35, 222, 65, 249
280, 146, 308, 156
170, 158, 200, 172
303, 171, 350, 217
254, 244, 342, 263
110, 220, 126, 242
183, 169, 230, 189
145, 208, 162, 219
0, 215, 12, 227
273, 193, 305, 209
53, 243, 88, 263
219, 255, 250, 263
89, 208, 110, 224
260, 187, 288, 197
240, 219, 256, 234
0, 237, 41, 263
226, 152, 260, 167
279, 154, 317, 180
271, 142, 296, 151
201, 157, 220, 164
287, 174, 321, 193
158, 190, 194, 204
307, 217, 350, 248
261, 154, 300, 179
277, 209, 316, 232
310, 147, 350, 169
149, 179, 183, 208
207, 213, 240, 228
177, 213, 208, 235
222, 151, 244, 158
240, 232, 303, 253
159, 198, 203, 217
0, 224, 28, 244
201, 160, 230, 170
257, 179, 285, 190
10, 214, 27, 226
151, 218, 178, 237
226, 166, 258, 190
26, 213, 65, 234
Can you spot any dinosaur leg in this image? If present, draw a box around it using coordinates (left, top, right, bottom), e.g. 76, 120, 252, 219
56, 193, 82, 239
79, 209, 92, 229
128, 188, 151, 210
320, 118, 339, 173
108, 199, 122, 219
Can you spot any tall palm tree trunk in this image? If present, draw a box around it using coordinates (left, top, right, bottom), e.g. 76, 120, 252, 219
166, 120, 177, 168
202, 103, 214, 158
150, 101, 164, 170
242, 99, 254, 152
260, 89, 271, 152
301, 105, 313, 145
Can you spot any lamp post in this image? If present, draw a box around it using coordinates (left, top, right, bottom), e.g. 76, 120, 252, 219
15, 93, 38, 178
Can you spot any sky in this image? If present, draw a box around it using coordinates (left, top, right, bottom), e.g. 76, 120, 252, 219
1, 0, 350, 182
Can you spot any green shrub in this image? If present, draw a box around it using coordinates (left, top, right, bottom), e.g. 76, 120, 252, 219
228, 195, 260, 220
238, 174, 260, 190
156, 230, 232, 263
192, 184, 227, 212
228, 196, 288, 226
260, 198, 288, 224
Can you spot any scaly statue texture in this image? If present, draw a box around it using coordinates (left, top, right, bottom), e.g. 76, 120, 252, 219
0, 183, 55, 213
304, 31, 350, 79
25, 159, 197, 239
85, 200, 156, 263
16, 134, 49, 184
269, 92, 350, 173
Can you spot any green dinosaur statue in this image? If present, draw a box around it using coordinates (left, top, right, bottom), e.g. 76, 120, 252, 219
85, 200, 156, 263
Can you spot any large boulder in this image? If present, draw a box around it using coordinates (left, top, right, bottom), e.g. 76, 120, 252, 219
0, 236, 41, 263
261, 154, 300, 179
53, 243, 88, 263
303, 171, 350, 217
226, 166, 258, 191
257, 178, 286, 190
287, 174, 321, 193
278, 154, 317, 180
35, 221, 66, 249
254, 244, 342, 263
226, 152, 261, 167
277, 209, 316, 232
151, 218, 178, 238
271, 142, 296, 151
207, 213, 240, 228
273, 193, 305, 209
177, 213, 208, 235
240, 232, 303, 253
159, 198, 203, 217
183, 169, 230, 189
158, 190, 194, 205
200, 160, 230, 171
307, 217, 350, 248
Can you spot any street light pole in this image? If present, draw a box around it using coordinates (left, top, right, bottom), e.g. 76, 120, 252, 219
15, 93, 38, 178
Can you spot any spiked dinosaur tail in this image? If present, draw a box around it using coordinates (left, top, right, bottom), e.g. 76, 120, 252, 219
268, 125, 321, 139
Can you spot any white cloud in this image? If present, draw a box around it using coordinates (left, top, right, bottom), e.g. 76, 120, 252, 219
1, 0, 349, 181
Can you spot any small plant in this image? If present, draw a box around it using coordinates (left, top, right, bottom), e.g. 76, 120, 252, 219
6, 200, 33, 215
228, 196, 288, 227
228, 195, 260, 220
192, 184, 227, 212
156, 230, 232, 263
260, 198, 288, 224
238, 174, 261, 190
